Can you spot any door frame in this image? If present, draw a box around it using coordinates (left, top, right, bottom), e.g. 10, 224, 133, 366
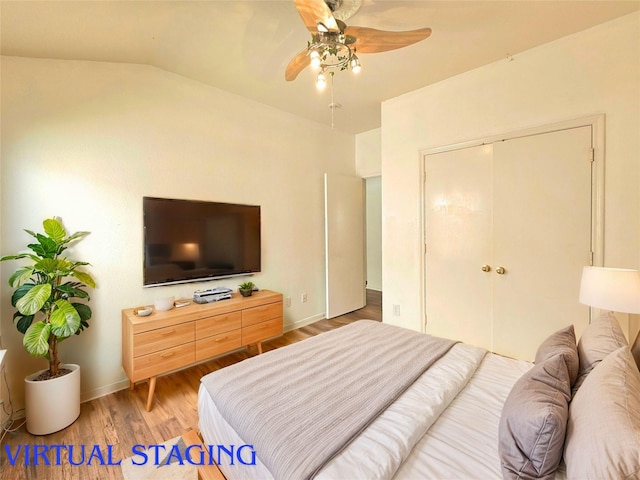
419, 114, 605, 333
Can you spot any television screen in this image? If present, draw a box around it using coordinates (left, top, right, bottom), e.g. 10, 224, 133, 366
143, 197, 261, 287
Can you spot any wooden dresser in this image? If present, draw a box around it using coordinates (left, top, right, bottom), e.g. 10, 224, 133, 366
122, 290, 283, 411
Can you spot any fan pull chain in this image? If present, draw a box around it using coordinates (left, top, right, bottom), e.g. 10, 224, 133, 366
331, 72, 335, 128
328, 72, 341, 129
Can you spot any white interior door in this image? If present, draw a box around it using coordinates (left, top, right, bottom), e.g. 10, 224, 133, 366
325, 174, 366, 319
424, 144, 494, 347
492, 126, 592, 360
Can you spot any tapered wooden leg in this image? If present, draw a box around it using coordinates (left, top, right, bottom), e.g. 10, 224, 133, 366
257, 342, 263, 354
129, 380, 134, 391
146, 376, 157, 411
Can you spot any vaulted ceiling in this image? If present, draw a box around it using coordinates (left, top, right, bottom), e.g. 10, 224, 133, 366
2, 1, 638, 133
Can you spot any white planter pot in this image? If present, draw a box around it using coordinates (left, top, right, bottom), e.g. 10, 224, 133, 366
24, 363, 81, 435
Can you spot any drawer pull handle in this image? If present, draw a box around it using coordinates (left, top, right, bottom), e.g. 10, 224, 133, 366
160, 352, 175, 358
214, 336, 227, 342
160, 330, 175, 336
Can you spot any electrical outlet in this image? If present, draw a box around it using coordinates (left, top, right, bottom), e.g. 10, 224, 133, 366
285, 297, 292, 308
393, 304, 401, 316
301, 293, 308, 303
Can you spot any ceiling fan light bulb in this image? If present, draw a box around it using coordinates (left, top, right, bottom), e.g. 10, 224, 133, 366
351, 55, 361, 73
310, 50, 321, 69
316, 72, 326, 90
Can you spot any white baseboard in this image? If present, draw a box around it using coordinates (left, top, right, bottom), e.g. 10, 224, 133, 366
284, 313, 325, 332
81, 378, 131, 404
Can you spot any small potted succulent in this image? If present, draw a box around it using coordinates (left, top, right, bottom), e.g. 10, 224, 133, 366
238, 281, 255, 297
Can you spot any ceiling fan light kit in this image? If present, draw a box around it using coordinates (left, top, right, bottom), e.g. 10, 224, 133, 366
307, 27, 361, 90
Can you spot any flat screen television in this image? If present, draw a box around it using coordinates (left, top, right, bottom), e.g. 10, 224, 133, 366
143, 196, 261, 287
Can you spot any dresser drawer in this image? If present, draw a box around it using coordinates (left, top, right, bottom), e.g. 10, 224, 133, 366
196, 329, 242, 362
133, 323, 195, 357
241, 302, 283, 328
196, 312, 241, 340
133, 343, 194, 381
242, 317, 283, 346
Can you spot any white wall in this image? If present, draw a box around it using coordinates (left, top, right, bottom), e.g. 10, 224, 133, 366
381, 13, 640, 332
356, 128, 383, 292
0, 57, 355, 405
355, 128, 381, 178
365, 177, 382, 291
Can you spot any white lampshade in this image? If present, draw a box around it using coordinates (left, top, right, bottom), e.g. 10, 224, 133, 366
579, 266, 640, 314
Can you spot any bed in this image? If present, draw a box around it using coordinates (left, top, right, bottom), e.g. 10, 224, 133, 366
198, 315, 640, 480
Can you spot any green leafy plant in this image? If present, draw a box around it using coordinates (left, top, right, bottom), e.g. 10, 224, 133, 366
0, 217, 95, 379
238, 281, 255, 292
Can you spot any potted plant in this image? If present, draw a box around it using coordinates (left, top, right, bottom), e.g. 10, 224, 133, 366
0, 217, 95, 434
238, 281, 255, 297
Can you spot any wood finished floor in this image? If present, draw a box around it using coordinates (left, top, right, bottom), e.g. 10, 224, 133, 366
0, 290, 382, 480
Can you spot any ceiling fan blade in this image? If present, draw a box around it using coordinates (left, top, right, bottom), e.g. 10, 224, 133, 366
285, 48, 311, 81
344, 26, 432, 53
294, 0, 339, 33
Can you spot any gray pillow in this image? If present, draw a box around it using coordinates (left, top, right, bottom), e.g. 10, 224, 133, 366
535, 325, 579, 386
574, 311, 627, 391
499, 353, 572, 480
564, 346, 640, 480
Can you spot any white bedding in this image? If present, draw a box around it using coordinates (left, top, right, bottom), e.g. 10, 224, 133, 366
200, 320, 456, 479
198, 342, 557, 480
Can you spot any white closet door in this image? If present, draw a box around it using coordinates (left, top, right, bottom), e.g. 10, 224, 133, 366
492, 126, 592, 360
424, 144, 494, 347
324, 174, 366, 319
424, 125, 594, 361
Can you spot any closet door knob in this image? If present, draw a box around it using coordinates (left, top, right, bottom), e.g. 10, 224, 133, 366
496, 267, 506, 275
481, 265, 491, 272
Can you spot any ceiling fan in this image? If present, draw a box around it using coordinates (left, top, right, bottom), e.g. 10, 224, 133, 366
285, 0, 432, 85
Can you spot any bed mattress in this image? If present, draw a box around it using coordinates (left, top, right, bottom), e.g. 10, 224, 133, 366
198, 342, 558, 480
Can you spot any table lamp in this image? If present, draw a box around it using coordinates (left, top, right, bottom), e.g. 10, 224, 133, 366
579, 266, 640, 314
579, 266, 640, 368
